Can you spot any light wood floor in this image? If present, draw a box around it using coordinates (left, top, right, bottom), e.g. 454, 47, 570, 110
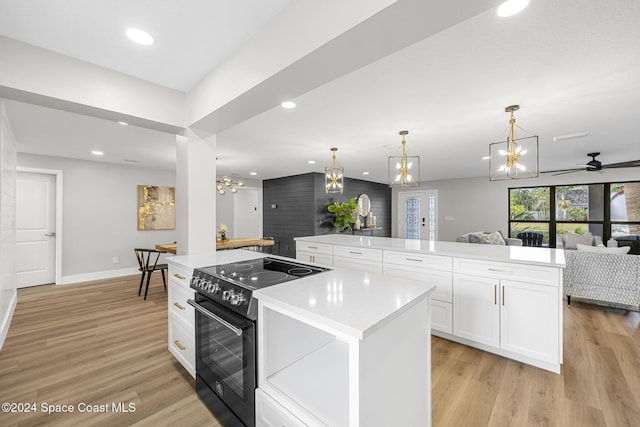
1, 276, 639, 426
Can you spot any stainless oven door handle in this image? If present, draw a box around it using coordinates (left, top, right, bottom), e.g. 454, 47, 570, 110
187, 299, 243, 337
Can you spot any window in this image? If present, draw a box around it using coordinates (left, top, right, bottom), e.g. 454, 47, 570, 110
509, 181, 640, 247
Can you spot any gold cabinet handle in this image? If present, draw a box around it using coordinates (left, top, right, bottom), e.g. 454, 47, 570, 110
308, 246, 318, 249
174, 302, 185, 310
405, 258, 424, 262
502, 286, 505, 306
174, 340, 186, 351
349, 251, 363, 255
174, 273, 185, 280
494, 284, 497, 305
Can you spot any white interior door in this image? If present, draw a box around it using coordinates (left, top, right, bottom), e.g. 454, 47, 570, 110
16, 171, 56, 287
397, 190, 438, 240
233, 188, 262, 238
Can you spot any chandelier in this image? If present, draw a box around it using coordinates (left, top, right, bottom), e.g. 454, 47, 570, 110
489, 105, 539, 181
325, 147, 344, 194
389, 130, 420, 187
216, 176, 245, 195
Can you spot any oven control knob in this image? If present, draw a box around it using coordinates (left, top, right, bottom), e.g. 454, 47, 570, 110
230, 293, 246, 306
191, 277, 200, 287
222, 290, 234, 301
199, 279, 208, 289
209, 282, 221, 294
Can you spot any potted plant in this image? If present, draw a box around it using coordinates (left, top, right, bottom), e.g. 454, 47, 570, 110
327, 197, 357, 232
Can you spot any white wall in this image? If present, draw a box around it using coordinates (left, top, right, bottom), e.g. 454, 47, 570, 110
215, 178, 262, 239
17, 153, 176, 283
0, 100, 17, 350
393, 168, 640, 241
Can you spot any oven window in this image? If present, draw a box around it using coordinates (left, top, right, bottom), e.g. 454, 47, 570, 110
194, 300, 255, 401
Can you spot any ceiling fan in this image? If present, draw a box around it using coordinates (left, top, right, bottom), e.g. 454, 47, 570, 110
542, 152, 640, 176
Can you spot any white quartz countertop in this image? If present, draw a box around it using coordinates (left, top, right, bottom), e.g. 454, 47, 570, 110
254, 267, 433, 340
168, 249, 434, 340
166, 249, 265, 269
295, 234, 566, 268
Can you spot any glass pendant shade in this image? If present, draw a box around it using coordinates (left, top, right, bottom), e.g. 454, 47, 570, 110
216, 176, 244, 195
389, 130, 420, 187
489, 105, 539, 181
325, 147, 344, 194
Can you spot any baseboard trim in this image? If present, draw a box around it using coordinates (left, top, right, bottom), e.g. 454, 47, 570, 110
0, 289, 17, 351
61, 267, 139, 285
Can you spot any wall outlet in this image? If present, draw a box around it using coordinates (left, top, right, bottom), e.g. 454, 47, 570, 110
113, 256, 119, 264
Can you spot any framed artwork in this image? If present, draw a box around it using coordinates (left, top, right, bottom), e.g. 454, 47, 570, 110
137, 185, 176, 230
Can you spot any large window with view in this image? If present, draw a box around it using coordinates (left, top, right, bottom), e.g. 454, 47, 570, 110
509, 181, 640, 249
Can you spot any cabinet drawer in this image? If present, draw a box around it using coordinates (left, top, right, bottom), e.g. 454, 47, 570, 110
431, 300, 453, 334
169, 281, 195, 326
384, 264, 452, 302
168, 264, 193, 288
333, 257, 383, 274
453, 258, 560, 286
295, 241, 333, 255
256, 389, 307, 427
334, 245, 382, 262
168, 315, 195, 377
296, 251, 333, 267
384, 251, 452, 272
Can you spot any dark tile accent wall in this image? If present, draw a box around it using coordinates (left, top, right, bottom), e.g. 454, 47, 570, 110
263, 173, 391, 258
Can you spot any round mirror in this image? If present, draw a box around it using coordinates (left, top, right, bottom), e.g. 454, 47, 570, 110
357, 193, 370, 217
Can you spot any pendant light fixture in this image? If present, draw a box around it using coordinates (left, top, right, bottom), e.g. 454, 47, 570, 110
216, 176, 245, 195
389, 130, 420, 187
489, 105, 539, 181
325, 147, 344, 194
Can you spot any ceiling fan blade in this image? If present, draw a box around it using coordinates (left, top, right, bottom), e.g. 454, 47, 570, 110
552, 169, 583, 176
602, 160, 640, 168
541, 167, 584, 174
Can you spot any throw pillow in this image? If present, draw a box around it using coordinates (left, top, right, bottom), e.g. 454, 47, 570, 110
468, 232, 484, 244
576, 244, 631, 255
564, 232, 593, 249
478, 231, 506, 245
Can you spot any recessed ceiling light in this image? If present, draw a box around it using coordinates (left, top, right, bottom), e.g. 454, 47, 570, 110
91, 150, 104, 156
307, 160, 316, 164
126, 28, 155, 45
363, 171, 370, 175
281, 101, 296, 109
117, 121, 128, 126
482, 156, 491, 160
552, 132, 589, 142
250, 172, 257, 176
497, 0, 530, 17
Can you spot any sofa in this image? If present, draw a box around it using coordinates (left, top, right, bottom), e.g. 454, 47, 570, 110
563, 247, 639, 311
456, 231, 522, 246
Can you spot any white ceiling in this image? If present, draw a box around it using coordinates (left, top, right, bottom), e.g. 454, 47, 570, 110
2, 0, 640, 184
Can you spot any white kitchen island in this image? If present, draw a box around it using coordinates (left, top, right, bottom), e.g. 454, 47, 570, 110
254, 267, 434, 427
294, 234, 566, 374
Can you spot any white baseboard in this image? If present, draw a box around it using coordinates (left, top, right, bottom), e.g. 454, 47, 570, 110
0, 289, 17, 351
61, 267, 140, 285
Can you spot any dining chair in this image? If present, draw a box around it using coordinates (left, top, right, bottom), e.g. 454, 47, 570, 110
516, 232, 544, 247
134, 248, 168, 300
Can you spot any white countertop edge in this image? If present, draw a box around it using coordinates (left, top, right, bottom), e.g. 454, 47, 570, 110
255, 286, 433, 341
294, 235, 566, 268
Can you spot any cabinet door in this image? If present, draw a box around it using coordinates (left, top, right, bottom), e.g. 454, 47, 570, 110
500, 280, 560, 364
295, 251, 333, 267
453, 274, 499, 347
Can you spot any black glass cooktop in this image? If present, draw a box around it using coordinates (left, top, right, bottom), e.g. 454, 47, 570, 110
197, 257, 330, 290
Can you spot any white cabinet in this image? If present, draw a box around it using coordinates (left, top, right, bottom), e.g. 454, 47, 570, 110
383, 251, 453, 334
167, 263, 195, 378
453, 258, 561, 372
295, 241, 333, 267
333, 245, 383, 274
256, 298, 431, 427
